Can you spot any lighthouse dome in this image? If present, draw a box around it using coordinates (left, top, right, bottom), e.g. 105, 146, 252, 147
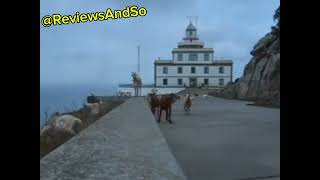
186, 23, 196, 31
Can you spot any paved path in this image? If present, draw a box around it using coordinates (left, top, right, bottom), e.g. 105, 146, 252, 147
41, 97, 186, 180
159, 96, 280, 180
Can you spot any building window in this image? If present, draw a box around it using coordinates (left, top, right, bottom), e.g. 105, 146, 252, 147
177, 53, 183, 61
189, 54, 198, 61
163, 79, 168, 85
191, 67, 196, 74
204, 53, 209, 61
178, 67, 183, 74
178, 79, 183, 85
219, 79, 224, 86
219, 66, 224, 74
163, 67, 168, 74
204, 67, 209, 74
204, 79, 209, 85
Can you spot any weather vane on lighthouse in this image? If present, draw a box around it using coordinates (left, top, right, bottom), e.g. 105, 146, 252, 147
187, 16, 199, 28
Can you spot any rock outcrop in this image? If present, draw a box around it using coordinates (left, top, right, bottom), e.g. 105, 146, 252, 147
84, 102, 101, 115
40, 115, 83, 139
40, 115, 83, 158
212, 8, 280, 107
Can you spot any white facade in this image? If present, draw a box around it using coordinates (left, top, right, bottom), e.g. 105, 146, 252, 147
172, 50, 214, 63
156, 65, 231, 77
117, 87, 185, 96
154, 23, 233, 87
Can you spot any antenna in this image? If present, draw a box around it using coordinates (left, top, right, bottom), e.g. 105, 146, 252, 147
186, 16, 199, 26
195, 16, 199, 28
137, 45, 140, 73
187, 16, 192, 24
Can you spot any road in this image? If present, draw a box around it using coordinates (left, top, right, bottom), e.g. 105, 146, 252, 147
159, 96, 280, 180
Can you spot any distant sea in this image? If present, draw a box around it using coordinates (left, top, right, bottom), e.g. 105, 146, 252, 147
40, 84, 117, 128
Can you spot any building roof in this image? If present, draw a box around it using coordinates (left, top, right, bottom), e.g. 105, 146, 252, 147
154, 60, 173, 64
172, 48, 213, 52
154, 59, 233, 65
214, 60, 233, 64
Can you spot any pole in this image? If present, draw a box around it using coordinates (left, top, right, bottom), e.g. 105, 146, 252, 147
195, 16, 198, 28
137, 45, 140, 73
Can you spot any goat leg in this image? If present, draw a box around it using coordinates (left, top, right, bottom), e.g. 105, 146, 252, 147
158, 108, 161, 123
167, 108, 173, 124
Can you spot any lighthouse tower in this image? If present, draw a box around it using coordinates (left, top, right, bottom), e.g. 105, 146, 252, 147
178, 22, 204, 49
154, 22, 233, 87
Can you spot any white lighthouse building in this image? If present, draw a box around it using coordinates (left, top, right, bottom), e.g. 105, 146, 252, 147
154, 23, 233, 87
118, 22, 233, 96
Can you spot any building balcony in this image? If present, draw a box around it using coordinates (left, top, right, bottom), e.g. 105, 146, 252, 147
177, 41, 204, 48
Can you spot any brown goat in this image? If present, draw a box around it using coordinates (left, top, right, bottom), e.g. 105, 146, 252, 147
158, 94, 177, 124
184, 95, 192, 113
149, 93, 160, 116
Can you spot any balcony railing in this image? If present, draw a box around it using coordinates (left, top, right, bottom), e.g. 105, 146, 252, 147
178, 41, 204, 47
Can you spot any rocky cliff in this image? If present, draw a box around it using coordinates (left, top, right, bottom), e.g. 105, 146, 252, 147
212, 7, 280, 107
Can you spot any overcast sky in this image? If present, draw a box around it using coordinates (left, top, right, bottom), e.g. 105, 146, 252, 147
40, 0, 280, 86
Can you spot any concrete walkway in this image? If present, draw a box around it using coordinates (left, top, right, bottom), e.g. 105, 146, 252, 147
40, 97, 186, 180
159, 96, 280, 180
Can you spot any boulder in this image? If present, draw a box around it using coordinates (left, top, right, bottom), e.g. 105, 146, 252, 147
85, 103, 100, 115
40, 115, 83, 158
41, 115, 82, 136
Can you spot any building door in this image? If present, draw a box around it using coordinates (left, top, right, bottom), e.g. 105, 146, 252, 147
189, 78, 197, 87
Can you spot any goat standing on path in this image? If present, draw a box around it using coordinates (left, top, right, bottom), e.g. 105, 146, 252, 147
132, 72, 142, 96
149, 93, 160, 116
184, 94, 192, 113
158, 94, 177, 124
